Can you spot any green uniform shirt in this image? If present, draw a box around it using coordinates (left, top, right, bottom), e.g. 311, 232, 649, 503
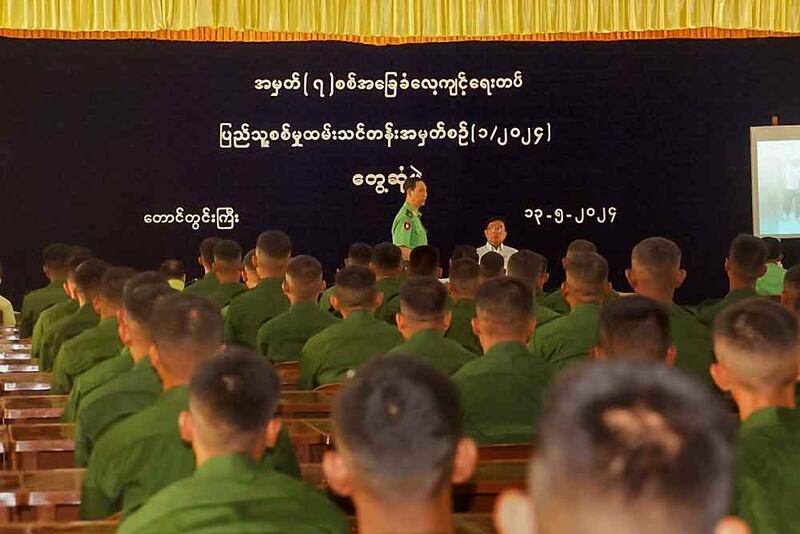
391, 201, 428, 249
118, 452, 349, 534
670, 305, 715, 386
224, 278, 290, 350
183, 273, 219, 297
530, 303, 600, 369
51, 316, 123, 394
735, 407, 800, 534
375, 277, 403, 324
534, 304, 561, 327
696, 288, 760, 326
168, 279, 185, 291
257, 302, 339, 363
206, 281, 247, 309
452, 341, 556, 444
756, 263, 786, 296
62, 347, 134, 423
385, 329, 475, 375
75, 356, 162, 467
538, 288, 571, 315
32, 299, 78, 357
445, 298, 482, 354
317, 286, 341, 318
299, 310, 403, 389
80, 385, 300, 519
40, 303, 99, 371
19, 279, 69, 337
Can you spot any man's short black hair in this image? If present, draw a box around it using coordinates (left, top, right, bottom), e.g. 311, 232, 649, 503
565, 252, 609, 298
199, 237, 222, 267
713, 298, 799, 391
566, 239, 597, 255
70, 246, 93, 262
123, 272, 173, 326
449, 259, 480, 293
507, 250, 547, 289
256, 230, 292, 259
598, 296, 671, 361
213, 239, 242, 264
409, 246, 440, 278
334, 354, 463, 500
372, 242, 403, 273
728, 234, 767, 282
400, 277, 448, 322
334, 265, 377, 310
190, 347, 280, 437
475, 277, 533, 334
534, 360, 735, 534
348, 243, 374, 266
762, 236, 782, 260
100, 267, 137, 309
43, 243, 73, 272
286, 255, 324, 300
479, 251, 505, 279
485, 216, 507, 229
403, 176, 424, 194
243, 249, 257, 272
451, 245, 479, 263
159, 259, 185, 279
72, 258, 110, 299
631, 237, 682, 282
150, 293, 223, 369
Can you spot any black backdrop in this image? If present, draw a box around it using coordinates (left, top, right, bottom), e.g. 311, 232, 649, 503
2, 37, 800, 307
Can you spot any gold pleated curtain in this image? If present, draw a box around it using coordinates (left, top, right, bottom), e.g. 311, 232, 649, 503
1, 0, 799, 43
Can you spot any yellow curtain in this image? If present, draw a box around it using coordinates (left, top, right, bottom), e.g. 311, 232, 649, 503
1, 0, 799, 43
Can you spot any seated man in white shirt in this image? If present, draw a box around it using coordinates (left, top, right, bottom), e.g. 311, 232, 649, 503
0, 261, 15, 326
476, 217, 518, 268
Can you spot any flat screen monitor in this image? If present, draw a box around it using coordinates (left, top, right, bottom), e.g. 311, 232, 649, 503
752, 125, 800, 237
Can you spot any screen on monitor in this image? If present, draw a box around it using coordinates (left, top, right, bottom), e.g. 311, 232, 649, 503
752, 125, 800, 237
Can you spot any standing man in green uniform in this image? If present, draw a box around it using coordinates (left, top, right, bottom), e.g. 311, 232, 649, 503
391, 176, 428, 260
206, 239, 246, 308
593, 296, 676, 363
63, 273, 173, 423
319, 243, 373, 317
494, 361, 743, 534
40, 258, 109, 371
323, 355, 477, 534
224, 231, 291, 350
756, 237, 786, 296
20, 243, 73, 337
183, 237, 220, 296
386, 277, 475, 375
696, 234, 767, 326
625, 237, 715, 384
119, 349, 348, 534
530, 252, 608, 369
81, 293, 299, 519
711, 299, 800, 534
299, 266, 403, 389
445, 258, 482, 354
507, 250, 561, 327
51, 267, 135, 394
452, 277, 556, 444
257, 255, 338, 363
370, 242, 404, 324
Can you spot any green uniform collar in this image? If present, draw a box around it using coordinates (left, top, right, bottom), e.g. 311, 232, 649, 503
159, 383, 189, 406
728, 287, 759, 299
48, 278, 67, 288
194, 452, 263, 481
257, 277, 284, 289
484, 340, 528, 357
740, 406, 799, 433
343, 310, 376, 321
290, 301, 320, 313
403, 201, 420, 217
570, 302, 602, 315
408, 329, 445, 343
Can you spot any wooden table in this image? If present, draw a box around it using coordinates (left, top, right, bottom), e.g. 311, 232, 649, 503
0, 367, 38, 376
284, 420, 333, 463
0, 376, 50, 397
0, 469, 83, 522
7, 426, 74, 471
2, 399, 67, 426
0, 357, 33, 364
279, 391, 334, 418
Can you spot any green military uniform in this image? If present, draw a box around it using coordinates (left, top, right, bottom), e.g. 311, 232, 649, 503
19, 279, 69, 338
538, 288, 571, 315
224, 278, 289, 350
183, 273, 219, 297
317, 286, 341, 318
385, 329, 475, 375
530, 303, 600, 370
756, 263, 786, 296
670, 305, 715, 386
534, 304, 561, 327
375, 277, 403, 324
696, 287, 760, 326
167, 279, 185, 291
32, 299, 78, 357
445, 298, 482, 354
735, 407, 800, 534
391, 202, 428, 249
452, 341, 556, 444
40, 304, 99, 371
118, 452, 349, 534
257, 302, 338, 363
206, 281, 247, 309
75, 356, 162, 467
299, 310, 403, 389
51, 316, 123, 394
80, 385, 300, 519
61, 347, 134, 423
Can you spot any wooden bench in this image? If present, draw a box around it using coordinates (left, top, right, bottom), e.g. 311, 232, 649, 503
2, 399, 67, 426
26, 522, 117, 533
279, 391, 334, 418
0, 469, 83, 522
0, 367, 39, 376
0, 376, 50, 397
274, 361, 300, 391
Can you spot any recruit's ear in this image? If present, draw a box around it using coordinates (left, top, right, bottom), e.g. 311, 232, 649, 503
263, 418, 282, 449
395, 311, 407, 332
495, 489, 537, 534
117, 311, 131, 346
442, 311, 453, 331
374, 290, 384, 309
281, 280, 290, 297
451, 437, 478, 485
330, 294, 341, 312
322, 450, 355, 498
471, 317, 482, 338
91, 295, 102, 315
710, 362, 732, 392
524, 318, 536, 343
665, 345, 678, 366
624, 268, 635, 290
675, 268, 688, 288
714, 516, 750, 534
178, 410, 193, 444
